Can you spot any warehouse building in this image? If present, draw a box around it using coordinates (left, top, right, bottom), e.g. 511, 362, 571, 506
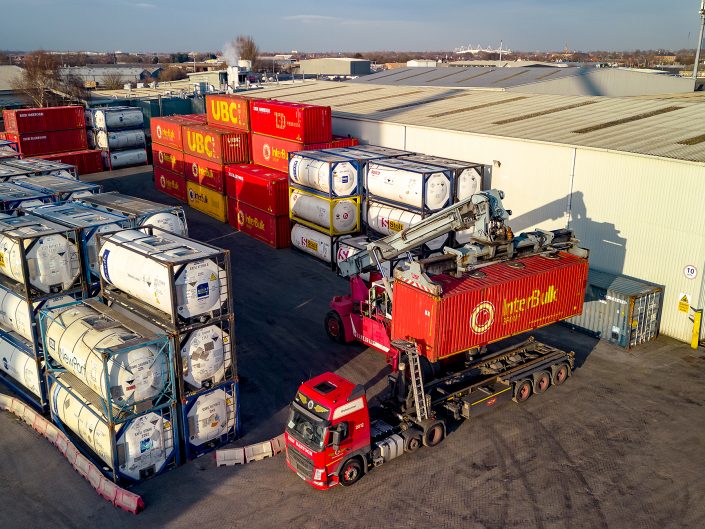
242, 82, 705, 343
294, 58, 371, 77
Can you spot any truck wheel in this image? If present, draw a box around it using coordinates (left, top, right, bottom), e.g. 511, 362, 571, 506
339, 458, 363, 487
324, 311, 347, 344
515, 379, 532, 403
403, 431, 422, 453
553, 364, 570, 386
423, 422, 445, 447
534, 371, 551, 394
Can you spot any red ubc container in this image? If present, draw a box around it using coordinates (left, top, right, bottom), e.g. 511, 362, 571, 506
227, 196, 238, 229
225, 164, 288, 215
152, 144, 185, 175
39, 149, 103, 175
5, 129, 88, 156
236, 200, 290, 249
154, 166, 187, 202
250, 133, 331, 173
249, 100, 332, 144
150, 115, 206, 151
3, 106, 85, 134
206, 94, 250, 131
182, 124, 249, 165
391, 252, 589, 363
183, 154, 227, 193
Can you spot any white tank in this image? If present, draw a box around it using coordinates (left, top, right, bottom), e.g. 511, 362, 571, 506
43, 304, 167, 406
181, 324, 232, 392
0, 220, 81, 293
291, 224, 336, 263
0, 333, 42, 398
94, 107, 144, 130
0, 287, 73, 342
96, 129, 146, 151
186, 386, 235, 446
289, 189, 358, 234
49, 374, 173, 481
366, 161, 450, 211
99, 229, 225, 321
103, 149, 147, 169
140, 212, 187, 235
453, 167, 483, 245
289, 152, 358, 197
367, 201, 448, 251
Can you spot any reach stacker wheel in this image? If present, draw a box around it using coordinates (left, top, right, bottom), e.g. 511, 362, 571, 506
515, 379, 533, 403
422, 422, 446, 448
324, 311, 347, 344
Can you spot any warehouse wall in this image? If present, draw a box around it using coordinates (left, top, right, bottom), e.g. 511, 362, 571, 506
332, 116, 705, 343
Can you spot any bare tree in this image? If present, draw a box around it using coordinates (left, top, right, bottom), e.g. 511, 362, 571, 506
62, 73, 88, 101
159, 67, 187, 81
102, 72, 125, 90
235, 35, 259, 70
11, 51, 59, 107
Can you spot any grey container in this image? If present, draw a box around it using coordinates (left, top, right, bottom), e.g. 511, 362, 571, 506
565, 269, 662, 349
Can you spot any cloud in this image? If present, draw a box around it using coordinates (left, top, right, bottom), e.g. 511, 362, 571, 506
282, 14, 340, 23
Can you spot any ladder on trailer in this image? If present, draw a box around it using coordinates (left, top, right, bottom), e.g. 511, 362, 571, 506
392, 339, 430, 422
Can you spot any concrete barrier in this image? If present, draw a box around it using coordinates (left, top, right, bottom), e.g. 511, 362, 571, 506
245, 441, 273, 463
216, 433, 287, 467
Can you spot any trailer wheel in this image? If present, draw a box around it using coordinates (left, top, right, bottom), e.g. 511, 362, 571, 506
339, 458, 363, 487
324, 311, 347, 344
553, 364, 570, 386
515, 379, 532, 403
423, 422, 445, 447
534, 371, 551, 394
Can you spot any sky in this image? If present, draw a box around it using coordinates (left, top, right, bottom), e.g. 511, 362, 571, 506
1, 0, 702, 53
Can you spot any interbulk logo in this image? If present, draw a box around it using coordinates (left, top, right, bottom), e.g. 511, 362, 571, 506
156, 125, 162, 139
502, 286, 558, 325
470, 301, 495, 334
262, 143, 271, 161
242, 212, 265, 231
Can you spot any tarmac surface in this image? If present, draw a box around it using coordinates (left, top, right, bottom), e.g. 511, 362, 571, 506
2, 167, 705, 529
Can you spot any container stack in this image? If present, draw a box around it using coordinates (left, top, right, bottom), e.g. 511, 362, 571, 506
11, 174, 103, 203
87, 107, 148, 170
2, 106, 88, 157
0, 213, 84, 412
151, 114, 207, 203
96, 226, 238, 461
0, 139, 20, 160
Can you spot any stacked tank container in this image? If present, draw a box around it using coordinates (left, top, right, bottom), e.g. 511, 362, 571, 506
151, 114, 208, 204
39, 298, 179, 483
87, 107, 148, 170
10, 174, 102, 203
0, 157, 78, 180
0, 213, 84, 411
0, 139, 20, 160
96, 226, 238, 460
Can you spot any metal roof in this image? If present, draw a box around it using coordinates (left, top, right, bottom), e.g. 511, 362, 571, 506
240, 81, 705, 163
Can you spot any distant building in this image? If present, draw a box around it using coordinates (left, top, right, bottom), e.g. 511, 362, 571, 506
407, 59, 437, 68
59, 64, 162, 88
294, 58, 371, 77
0, 65, 29, 110
654, 55, 677, 65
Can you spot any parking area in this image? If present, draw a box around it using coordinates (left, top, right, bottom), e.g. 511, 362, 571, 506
1, 167, 705, 529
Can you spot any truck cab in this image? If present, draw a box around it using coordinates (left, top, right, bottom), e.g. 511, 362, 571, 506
285, 372, 371, 489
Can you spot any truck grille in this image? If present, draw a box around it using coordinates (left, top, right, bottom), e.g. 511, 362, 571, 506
287, 446, 314, 477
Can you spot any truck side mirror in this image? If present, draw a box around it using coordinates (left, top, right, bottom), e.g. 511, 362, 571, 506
330, 430, 341, 451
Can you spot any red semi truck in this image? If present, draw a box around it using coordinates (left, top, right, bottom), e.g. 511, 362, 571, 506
285, 190, 589, 489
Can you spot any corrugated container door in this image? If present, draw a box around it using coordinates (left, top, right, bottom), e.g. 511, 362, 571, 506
628, 290, 662, 347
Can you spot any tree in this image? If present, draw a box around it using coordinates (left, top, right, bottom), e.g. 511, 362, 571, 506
169, 52, 190, 63
62, 73, 88, 100
234, 35, 259, 70
11, 51, 60, 107
152, 56, 160, 64
159, 67, 187, 81
102, 72, 125, 90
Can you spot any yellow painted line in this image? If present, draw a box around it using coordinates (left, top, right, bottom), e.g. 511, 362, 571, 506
471, 387, 511, 406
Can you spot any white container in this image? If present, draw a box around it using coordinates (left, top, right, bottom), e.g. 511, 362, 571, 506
99, 229, 225, 321
0, 333, 42, 398
96, 129, 146, 151
185, 386, 235, 446
94, 107, 144, 130
291, 223, 339, 263
0, 217, 81, 293
0, 286, 73, 342
367, 161, 450, 211
289, 189, 358, 233
103, 148, 148, 169
289, 152, 358, 197
49, 374, 173, 481
366, 200, 448, 251
43, 303, 167, 406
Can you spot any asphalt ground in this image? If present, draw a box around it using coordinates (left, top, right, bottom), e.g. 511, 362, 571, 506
1, 166, 704, 529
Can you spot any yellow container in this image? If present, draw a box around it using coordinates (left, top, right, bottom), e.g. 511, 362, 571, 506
187, 181, 227, 223
289, 186, 360, 236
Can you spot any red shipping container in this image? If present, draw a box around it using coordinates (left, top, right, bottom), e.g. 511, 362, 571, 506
249, 100, 332, 143
206, 94, 250, 131
38, 149, 103, 175
225, 163, 288, 215
3, 106, 85, 134
154, 166, 187, 202
391, 252, 589, 363
236, 200, 291, 249
182, 124, 249, 165
5, 129, 88, 156
152, 144, 185, 175
227, 196, 238, 229
250, 133, 332, 173
150, 115, 205, 150
183, 154, 226, 193
331, 135, 359, 148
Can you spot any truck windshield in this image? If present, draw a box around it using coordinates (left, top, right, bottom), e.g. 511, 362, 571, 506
287, 408, 328, 452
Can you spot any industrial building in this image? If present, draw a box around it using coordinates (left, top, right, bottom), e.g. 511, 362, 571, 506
294, 58, 371, 77
59, 64, 163, 87
0, 65, 28, 109
240, 81, 705, 343
351, 66, 702, 96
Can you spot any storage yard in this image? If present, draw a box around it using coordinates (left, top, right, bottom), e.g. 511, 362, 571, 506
0, 81, 704, 529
